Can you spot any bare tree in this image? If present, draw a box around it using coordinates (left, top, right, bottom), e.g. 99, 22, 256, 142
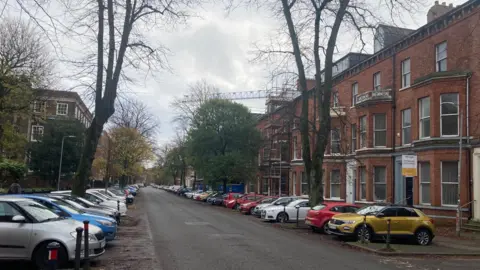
110, 97, 160, 141
170, 79, 220, 131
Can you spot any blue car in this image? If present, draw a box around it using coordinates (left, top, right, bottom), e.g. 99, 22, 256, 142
126, 186, 137, 196
18, 195, 118, 241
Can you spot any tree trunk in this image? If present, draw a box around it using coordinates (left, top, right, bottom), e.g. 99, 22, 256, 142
222, 178, 227, 193
192, 171, 196, 190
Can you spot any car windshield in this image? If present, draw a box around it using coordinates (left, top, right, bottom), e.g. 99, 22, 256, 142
64, 199, 87, 211
75, 196, 95, 206
356, 205, 385, 215
91, 192, 110, 200
109, 189, 124, 196
312, 204, 327, 210
273, 198, 289, 205
16, 200, 61, 223
50, 198, 83, 214
260, 197, 274, 203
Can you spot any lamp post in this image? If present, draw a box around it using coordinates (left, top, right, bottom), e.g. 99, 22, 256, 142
57, 135, 76, 191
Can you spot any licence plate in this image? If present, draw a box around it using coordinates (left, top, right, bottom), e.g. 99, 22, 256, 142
100, 240, 106, 248
328, 223, 336, 230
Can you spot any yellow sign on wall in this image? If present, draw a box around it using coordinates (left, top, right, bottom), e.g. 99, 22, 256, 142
402, 155, 417, 177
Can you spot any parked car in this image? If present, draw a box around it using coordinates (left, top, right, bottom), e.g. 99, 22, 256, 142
231, 194, 265, 210
305, 202, 359, 233
327, 205, 436, 245
0, 197, 106, 269
17, 195, 118, 241
52, 190, 128, 216
90, 188, 127, 204
223, 193, 242, 208
252, 196, 300, 217
260, 199, 311, 223
108, 188, 135, 204
210, 194, 225, 205
240, 196, 277, 215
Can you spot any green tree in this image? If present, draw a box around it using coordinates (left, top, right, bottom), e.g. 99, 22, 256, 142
28, 119, 85, 187
187, 99, 261, 192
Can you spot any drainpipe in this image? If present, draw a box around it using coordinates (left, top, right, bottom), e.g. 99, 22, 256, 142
466, 73, 472, 217
466, 73, 471, 143
391, 53, 397, 204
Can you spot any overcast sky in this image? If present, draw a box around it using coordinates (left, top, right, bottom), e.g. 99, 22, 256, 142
3, 0, 468, 147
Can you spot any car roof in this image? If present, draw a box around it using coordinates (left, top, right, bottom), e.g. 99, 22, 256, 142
323, 202, 357, 207
19, 194, 54, 201
0, 196, 32, 202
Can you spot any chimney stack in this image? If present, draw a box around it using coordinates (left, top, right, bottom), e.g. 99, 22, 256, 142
427, 1, 455, 23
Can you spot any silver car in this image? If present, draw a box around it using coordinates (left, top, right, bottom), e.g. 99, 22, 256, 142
0, 197, 106, 269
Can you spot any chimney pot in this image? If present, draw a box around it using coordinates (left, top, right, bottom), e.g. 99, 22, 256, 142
435, 0, 439, 4
442, 2, 446, 5
449, 3, 453, 7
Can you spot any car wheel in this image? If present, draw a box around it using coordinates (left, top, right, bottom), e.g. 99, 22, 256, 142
33, 241, 68, 270
322, 221, 330, 234
249, 207, 255, 215
415, 228, 432, 246
355, 226, 373, 242
276, 212, 289, 223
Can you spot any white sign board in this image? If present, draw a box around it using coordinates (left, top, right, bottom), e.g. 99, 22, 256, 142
401, 155, 417, 177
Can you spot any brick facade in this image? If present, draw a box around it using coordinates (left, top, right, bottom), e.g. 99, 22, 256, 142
256, 0, 480, 221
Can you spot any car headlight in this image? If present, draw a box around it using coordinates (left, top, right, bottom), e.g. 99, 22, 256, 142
243, 203, 252, 207
343, 220, 356, 224
228, 200, 235, 204
96, 220, 114, 226
70, 232, 97, 242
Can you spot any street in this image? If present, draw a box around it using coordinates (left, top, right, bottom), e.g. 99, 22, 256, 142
142, 187, 480, 270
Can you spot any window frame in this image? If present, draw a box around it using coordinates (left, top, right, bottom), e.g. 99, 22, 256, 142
33, 101, 45, 113
56, 103, 68, 115
373, 114, 387, 148
373, 72, 381, 91
419, 97, 431, 139
441, 161, 459, 207
373, 166, 387, 202
330, 169, 341, 199
31, 125, 44, 142
359, 166, 367, 201
351, 82, 358, 106
293, 136, 298, 160
330, 128, 341, 154
359, 116, 367, 148
440, 93, 459, 137
401, 58, 411, 88
351, 124, 357, 153
401, 108, 411, 145
436, 41, 447, 72
419, 162, 431, 205
332, 91, 339, 108
301, 172, 308, 195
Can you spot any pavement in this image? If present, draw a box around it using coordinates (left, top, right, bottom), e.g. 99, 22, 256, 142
142, 187, 480, 270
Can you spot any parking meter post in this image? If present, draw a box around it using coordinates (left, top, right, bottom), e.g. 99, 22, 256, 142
83, 220, 90, 270
117, 200, 120, 211
74, 227, 83, 270
386, 219, 391, 249
296, 207, 300, 227
47, 242, 60, 270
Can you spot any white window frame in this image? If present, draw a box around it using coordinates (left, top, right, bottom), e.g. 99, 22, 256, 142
293, 136, 298, 159
401, 58, 411, 88
373, 114, 387, 147
33, 101, 45, 113
436, 41, 447, 72
441, 161, 459, 206
330, 128, 341, 154
333, 91, 339, 108
31, 125, 44, 142
352, 82, 358, 106
301, 172, 308, 195
359, 167, 366, 201
56, 103, 68, 115
440, 93, 459, 137
351, 124, 357, 153
401, 109, 411, 145
419, 162, 431, 205
373, 72, 381, 91
359, 116, 367, 148
330, 170, 341, 199
419, 97, 431, 139
292, 171, 297, 195
373, 166, 387, 202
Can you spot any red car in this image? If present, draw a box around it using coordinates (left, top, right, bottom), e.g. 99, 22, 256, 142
240, 196, 277, 215
223, 193, 242, 207
305, 202, 359, 233
231, 194, 265, 210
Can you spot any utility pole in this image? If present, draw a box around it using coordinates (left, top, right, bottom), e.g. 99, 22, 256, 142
57, 135, 76, 191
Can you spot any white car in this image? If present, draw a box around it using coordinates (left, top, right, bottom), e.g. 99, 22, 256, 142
261, 199, 311, 222
0, 197, 106, 269
186, 190, 202, 199
252, 196, 300, 216
89, 188, 127, 203
52, 190, 128, 216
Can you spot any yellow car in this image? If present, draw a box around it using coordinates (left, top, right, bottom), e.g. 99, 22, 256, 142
199, 192, 213, 201
327, 205, 435, 246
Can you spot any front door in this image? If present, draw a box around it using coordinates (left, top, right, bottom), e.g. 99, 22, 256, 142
405, 177, 413, 206
0, 202, 32, 259
346, 168, 356, 203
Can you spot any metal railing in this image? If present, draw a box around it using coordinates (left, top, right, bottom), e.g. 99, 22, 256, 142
459, 200, 476, 227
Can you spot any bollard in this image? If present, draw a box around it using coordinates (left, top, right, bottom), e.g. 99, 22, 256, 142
117, 200, 120, 211
47, 242, 60, 270
386, 219, 391, 249
83, 220, 90, 270
361, 214, 367, 244
74, 227, 83, 270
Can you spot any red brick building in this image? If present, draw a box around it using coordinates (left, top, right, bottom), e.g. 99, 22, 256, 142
256, 0, 480, 222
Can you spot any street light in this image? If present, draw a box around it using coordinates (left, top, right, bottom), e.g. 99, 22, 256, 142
58, 135, 76, 191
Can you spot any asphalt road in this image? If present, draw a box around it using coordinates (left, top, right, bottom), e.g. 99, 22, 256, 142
142, 187, 480, 270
